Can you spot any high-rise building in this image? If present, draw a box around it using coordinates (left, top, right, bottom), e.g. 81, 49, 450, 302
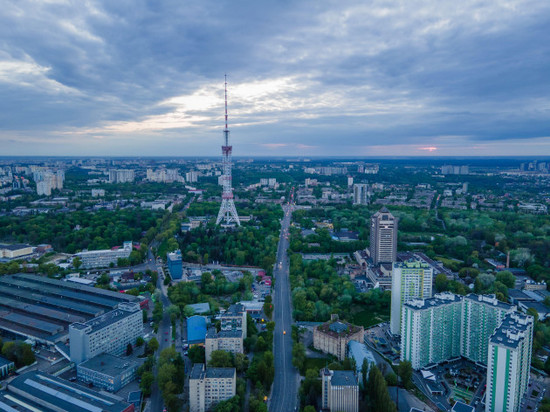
321, 368, 359, 412
109, 169, 135, 183
461, 294, 514, 364
369, 207, 398, 265
485, 312, 534, 412
189, 364, 236, 412
186, 171, 199, 183
390, 260, 433, 335
69, 302, 143, 364
167, 250, 183, 280
401, 292, 462, 369
353, 183, 369, 205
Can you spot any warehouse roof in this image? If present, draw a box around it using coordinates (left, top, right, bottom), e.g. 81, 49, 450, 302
78, 353, 138, 377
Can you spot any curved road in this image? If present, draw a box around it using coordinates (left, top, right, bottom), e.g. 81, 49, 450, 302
270, 204, 298, 412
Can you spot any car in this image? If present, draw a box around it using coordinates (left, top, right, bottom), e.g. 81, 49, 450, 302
283, 330, 286, 335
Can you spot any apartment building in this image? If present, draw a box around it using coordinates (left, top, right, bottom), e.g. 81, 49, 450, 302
189, 364, 236, 412
313, 315, 364, 361
205, 329, 244, 363
75, 241, 132, 269
390, 259, 433, 335
369, 207, 398, 265
220, 304, 247, 337
486, 312, 534, 412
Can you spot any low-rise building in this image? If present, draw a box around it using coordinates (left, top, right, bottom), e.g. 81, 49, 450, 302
189, 364, 236, 412
205, 329, 244, 363
0, 356, 14, 378
75, 241, 132, 269
313, 315, 364, 361
187, 315, 207, 345
0, 244, 34, 259
321, 368, 359, 412
4, 371, 134, 412
347, 340, 376, 383
69, 302, 143, 364
77, 353, 138, 392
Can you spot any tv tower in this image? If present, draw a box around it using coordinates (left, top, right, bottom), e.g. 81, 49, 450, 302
216, 75, 240, 227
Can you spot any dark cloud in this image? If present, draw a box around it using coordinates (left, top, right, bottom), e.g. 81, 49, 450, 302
0, 0, 549, 156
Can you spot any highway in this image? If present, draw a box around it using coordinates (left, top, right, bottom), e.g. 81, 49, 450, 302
270, 203, 298, 412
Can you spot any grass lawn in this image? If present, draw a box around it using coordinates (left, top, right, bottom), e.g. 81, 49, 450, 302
351, 308, 390, 328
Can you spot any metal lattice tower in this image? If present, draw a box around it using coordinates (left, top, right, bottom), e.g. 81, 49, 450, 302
216, 75, 240, 227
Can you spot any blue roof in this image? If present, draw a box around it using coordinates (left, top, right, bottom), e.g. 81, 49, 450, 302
452, 401, 474, 412
187, 315, 207, 344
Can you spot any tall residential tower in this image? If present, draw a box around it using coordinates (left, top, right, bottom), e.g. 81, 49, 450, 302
216, 75, 240, 227
369, 207, 398, 265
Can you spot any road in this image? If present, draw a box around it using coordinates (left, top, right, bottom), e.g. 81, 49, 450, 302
270, 203, 298, 412
149, 247, 172, 412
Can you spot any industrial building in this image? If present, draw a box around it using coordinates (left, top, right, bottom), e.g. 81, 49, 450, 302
1, 371, 134, 412
69, 302, 143, 364
313, 315, 364, 361
0, 273, 139, 344
0, 356, 14, 379
77, 353, 138, 392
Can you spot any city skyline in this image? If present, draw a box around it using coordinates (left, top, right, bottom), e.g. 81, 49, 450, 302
1, 1, 549, 157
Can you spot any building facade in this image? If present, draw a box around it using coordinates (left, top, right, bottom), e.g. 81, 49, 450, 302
353, 183, 369, 205
401, 292, 462, 369
167, 250, 183, 280
77, 353, 138, 392
369, 207, 398, 265
75, 241, 132, 269
313, 315, 364, 361
69, 302, 143, 364
220, 304, 247, 337
321, 369, 359, 412
0, 356, 14, 378
390, 259, 433, 335
205, 329, 244, 363
485, 312, 534, 412
189, 364, 236, 412
461, 294, 515, 364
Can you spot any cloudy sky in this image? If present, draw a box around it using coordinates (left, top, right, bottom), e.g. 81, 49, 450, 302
1, 0, 549, 156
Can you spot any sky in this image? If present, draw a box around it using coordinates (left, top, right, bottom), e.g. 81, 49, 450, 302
1, 0, 549, 157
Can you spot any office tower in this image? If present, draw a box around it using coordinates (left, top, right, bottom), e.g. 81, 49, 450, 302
390, 260, 433, 335
167, 250, 183, 280
69, 302, 143, 364
321, 368, 359, 412
369, 207, 398, 265
485, 312, 534, 412
353, 183, 369, 205
189, 364, 236, 412
216, 76, 240, 226
401, 292, 462, 369
461, 294, 514, 364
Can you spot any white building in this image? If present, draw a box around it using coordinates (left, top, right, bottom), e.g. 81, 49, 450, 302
109, 169, 135, 183
186, 171, 199, 183
205, 329, 244, 363
370, 207, 398, 265
353, 183, 369, 205
486, 312, 534, 412
189, 364, 236, 412
75, 241, 132, 269
69, 302, 143, 364
91, 188, 105, 197
390, 259, 433, 335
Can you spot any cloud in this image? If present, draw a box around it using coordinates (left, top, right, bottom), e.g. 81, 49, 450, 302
0, 0, 549, 155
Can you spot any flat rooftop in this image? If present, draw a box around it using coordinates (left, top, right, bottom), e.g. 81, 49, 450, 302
330, 370, 358, 387
78, 353, 138, 377
74, 303, 140, 333
490, 312, 533, 349
404, 292, 462, 310
7, 371, 132, 412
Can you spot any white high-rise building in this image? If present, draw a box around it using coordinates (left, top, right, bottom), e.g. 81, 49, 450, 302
189, 364, 236, 412
369, 207, 398, 265
390, 260, 433, 335
353, 183, 369, 205
186, 171, 199, 183
109, 169, 135, 183
485, 312, 533, 412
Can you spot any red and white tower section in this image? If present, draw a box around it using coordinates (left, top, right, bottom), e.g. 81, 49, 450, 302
216, 76, 240, 227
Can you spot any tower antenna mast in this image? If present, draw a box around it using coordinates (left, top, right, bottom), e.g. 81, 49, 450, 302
216, 74, 240, 227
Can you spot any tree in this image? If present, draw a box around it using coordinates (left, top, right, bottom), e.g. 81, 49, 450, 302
367, 365, 397, 412
292, 343, 306, 373
234, 353, 249, 374
73, 257, 82, 269
183, 305, 195, 318
158, 363, 177, 393
136, 337, 145, 347
397, 360, 413, 389
148, 337, 159, 353
126, 343, 133, 356
209, 350, 234, 368
495, 271, 515, 288
140, 371, 154, 396
303, 407, 316, 412
142, 309, 148, 323
435, 273, 448, 292
97, 273, 110, 285
188, 345, 205, 364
